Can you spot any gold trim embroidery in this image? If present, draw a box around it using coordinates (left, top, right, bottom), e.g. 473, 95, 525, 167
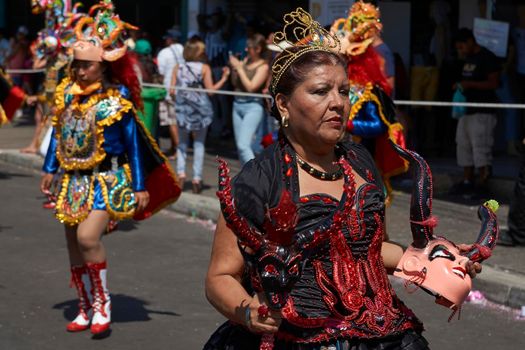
349, 83, 392, 128
54, 82, 133, 171
0, 105, 8, 126
50, 77, 180, 223
97, 164, 137, 220
55, 173, 95, 226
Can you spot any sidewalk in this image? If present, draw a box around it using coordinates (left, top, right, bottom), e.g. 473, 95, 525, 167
1, 124, 524, 311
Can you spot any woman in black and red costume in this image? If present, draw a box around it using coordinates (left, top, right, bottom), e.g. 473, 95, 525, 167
205, 8, 431, 350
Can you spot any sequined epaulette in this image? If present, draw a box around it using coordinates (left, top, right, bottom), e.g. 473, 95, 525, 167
94, 89, 132, 125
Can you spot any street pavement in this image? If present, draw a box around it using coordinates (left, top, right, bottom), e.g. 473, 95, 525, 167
2, 124, 525, 310
1, 161, 525, 349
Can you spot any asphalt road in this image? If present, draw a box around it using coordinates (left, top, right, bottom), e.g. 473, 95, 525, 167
0, 162, 524, 350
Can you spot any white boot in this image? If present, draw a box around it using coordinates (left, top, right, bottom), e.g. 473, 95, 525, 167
86, 261, 111, 335
66, 265, 92, 332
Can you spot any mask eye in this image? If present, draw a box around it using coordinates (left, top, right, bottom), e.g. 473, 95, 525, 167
429, 245, 456, 261
264, 265, 279, 276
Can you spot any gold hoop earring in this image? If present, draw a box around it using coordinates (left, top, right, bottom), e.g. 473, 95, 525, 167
281, 115, 289, 128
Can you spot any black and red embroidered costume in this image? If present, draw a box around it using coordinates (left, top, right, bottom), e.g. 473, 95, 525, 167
207, 136, 427, 349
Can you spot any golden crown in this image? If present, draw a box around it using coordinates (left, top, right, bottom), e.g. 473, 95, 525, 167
270, 8, 340, 95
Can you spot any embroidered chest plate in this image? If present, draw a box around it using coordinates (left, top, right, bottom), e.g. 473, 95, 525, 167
54, 88, 130, 171
57, 103, 102, 170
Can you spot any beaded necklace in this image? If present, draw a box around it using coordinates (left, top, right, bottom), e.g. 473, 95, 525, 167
296, 155, 343, 181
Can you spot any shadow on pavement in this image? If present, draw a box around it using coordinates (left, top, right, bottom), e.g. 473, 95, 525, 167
0, 171, 32, 180
91, 329, 112, 340
0, 225, 13, 232
53, 293, 181, 324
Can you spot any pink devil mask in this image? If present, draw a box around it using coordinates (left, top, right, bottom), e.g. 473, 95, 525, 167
390, 141, 499, 313
395, 238, 472, 309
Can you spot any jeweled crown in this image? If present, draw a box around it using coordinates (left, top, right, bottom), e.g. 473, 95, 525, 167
270, 8, 340, 95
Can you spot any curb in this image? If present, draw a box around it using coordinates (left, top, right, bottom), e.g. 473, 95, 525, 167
1, 149, 524, 310
169, 192, 220, 222
474, 265, 525, 309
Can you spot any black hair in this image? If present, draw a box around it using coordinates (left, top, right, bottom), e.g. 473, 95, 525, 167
454, 28, 476, 44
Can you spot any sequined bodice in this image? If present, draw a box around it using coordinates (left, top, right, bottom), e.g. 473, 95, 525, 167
218, 140, 421, 344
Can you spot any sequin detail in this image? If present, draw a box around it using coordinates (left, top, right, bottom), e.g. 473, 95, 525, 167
97, 165, 136, 219
56, 173, 94, 224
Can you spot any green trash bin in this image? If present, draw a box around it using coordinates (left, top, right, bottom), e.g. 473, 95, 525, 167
138, 87, 167, 140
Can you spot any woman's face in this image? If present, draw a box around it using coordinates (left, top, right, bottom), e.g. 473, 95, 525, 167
245, 44, 261, 59
72, 60, 105, 87
280, 64, 350, 148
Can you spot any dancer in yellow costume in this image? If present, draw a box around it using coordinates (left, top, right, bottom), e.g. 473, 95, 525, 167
41, 0, 180, 335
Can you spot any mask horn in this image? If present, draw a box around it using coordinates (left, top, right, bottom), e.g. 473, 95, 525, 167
389, 140, 436, 249
463, 200, 499, 263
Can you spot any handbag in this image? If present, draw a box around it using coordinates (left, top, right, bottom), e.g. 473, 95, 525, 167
175, 64, 209, 112
184, 63, 204, 88
451, 84, 467, 119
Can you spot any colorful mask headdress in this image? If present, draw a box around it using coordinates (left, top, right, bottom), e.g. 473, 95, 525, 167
270, 7, 340, 95
391, 141, 499, 317
73, 0, 138, 62
331, 0, 382, 57
31, 0, 71, 26
32, 0, 85, 59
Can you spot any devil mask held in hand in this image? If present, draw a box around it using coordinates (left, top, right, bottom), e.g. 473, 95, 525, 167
216, 159, 306, 309
390, 141, 499, 313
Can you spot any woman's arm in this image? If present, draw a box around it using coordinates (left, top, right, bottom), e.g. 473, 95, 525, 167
202, 64, 230, 92
381, 241, 405, 275
205, 214, 280, 333
120, 112, 145, 192
169, 64, 179, 96
120, 112, 150, 211
229, 57, 269, 93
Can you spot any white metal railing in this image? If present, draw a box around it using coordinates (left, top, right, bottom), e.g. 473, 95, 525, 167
6, 69, 525, 110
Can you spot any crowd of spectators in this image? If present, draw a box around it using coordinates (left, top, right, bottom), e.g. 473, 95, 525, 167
0, 8, 521, 202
